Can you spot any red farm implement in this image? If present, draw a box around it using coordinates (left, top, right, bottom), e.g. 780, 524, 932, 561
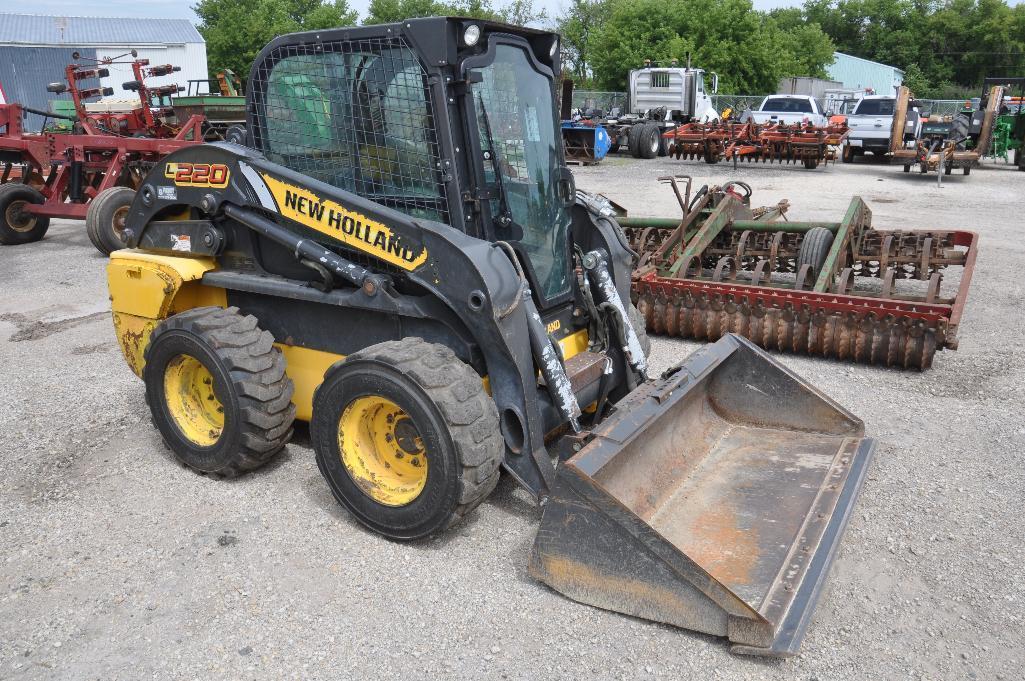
664, 120, 848, 168
0, 51, 206, 251
619, 177, 977, 369
0, 102, 202, 251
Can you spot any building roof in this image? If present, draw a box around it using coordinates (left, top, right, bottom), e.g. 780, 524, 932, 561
832, 52, 904, 76
0, 12, 204, 46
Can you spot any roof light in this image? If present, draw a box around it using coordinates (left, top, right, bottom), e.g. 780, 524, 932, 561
463, 24, 481, 47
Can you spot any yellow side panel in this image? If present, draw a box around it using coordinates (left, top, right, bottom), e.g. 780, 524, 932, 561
107, 250, 218, 319
112, 312, 158, 378
276, 344, 345, 422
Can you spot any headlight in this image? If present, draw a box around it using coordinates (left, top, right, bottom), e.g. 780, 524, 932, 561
550, 38, 558, 58
463, 24, 481, 47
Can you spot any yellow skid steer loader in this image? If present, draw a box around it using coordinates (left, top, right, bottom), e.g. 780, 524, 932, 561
105, 18, 875, 656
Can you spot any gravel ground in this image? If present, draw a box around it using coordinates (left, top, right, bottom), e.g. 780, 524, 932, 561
1, 155, 1023, 680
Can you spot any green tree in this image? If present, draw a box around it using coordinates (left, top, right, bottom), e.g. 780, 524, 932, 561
194, 0, 358, 78
556, 0, 613, 81
587, 0, 834, 93
789, 0, 1025, 95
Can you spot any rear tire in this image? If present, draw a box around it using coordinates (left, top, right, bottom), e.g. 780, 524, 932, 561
628, 124, 644, 158
797, 227, 834, 282
143, 306, 295, 477
638, 123, 660, 159
312, 338, 503, 540
86, 186, 136, 255
0, 184, 50, 245
657, 127, 671, 157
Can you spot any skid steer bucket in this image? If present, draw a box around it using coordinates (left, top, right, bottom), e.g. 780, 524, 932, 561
529, 334, 874, 657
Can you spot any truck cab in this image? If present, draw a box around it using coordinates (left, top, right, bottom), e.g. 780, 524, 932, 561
626, 65, 719, 124
606, 64, 719, 158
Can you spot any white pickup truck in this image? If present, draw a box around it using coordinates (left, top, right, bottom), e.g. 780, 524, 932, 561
750, 95, 828, 126
842, 95, 921, 162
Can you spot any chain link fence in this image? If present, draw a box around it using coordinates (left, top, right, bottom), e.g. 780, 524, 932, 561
573, 91, 970, 118
570, 90, 627, 114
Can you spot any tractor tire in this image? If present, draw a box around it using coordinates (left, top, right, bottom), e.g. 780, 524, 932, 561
0, 184, 50, 245
796, 227, 834, 282
628, 124, 645, 158
628, 303, 651, 359
143, 306, 295, 477
225, 124, 247, 145
951, 114, 970, 150
638, 123, 660, 159
1016, 146, 1023, 170
312, 338, 503, 540
86, 186, 136, 255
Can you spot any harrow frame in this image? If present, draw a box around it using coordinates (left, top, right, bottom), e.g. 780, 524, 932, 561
623, 177, 977, 369
664, 121, 848, 168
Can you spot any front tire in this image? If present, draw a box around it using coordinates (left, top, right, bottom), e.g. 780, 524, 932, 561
143, 306, 295, 477
312, 338, 503, 540
0, 184, 50, 245
86, 186, 136, 255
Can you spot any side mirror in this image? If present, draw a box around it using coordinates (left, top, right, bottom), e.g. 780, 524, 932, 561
131, 49, 138, 58
710, 73, 719, 95
71, 51, 81, 60
47, 82, 67, 94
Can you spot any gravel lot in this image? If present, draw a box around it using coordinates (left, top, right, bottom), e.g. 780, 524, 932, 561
1, 155, 1023, 680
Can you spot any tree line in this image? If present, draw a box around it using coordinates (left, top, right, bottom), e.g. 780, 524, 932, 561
194, 0, 1025, 97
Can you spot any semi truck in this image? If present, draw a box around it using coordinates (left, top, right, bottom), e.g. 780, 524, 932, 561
604, 62, 719, 158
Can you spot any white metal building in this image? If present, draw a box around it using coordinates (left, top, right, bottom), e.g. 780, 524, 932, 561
0, 12, 208, 129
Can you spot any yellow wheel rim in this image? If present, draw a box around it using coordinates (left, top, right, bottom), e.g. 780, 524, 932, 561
163, 354, 224, 447
338, 396, 428, 507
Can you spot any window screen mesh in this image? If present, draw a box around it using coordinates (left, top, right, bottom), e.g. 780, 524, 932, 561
252, 37, 449, 224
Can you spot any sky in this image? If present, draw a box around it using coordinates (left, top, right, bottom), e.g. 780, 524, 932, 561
13, 0, 1025, 24
17, 0, 811, 26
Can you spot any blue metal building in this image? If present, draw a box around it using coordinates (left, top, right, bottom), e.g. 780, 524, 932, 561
826, 52, 904, 96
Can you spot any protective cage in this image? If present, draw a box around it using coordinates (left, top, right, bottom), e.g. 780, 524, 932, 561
248, 35, 451, 225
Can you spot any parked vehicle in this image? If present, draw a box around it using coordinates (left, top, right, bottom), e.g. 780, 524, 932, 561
603, 62, 719, 158
750, 95, 828, 127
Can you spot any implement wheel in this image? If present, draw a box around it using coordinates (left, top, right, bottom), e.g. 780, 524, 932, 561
143, 306, 295, 477
842, 145, 854, 163
0, 184, 50, 245
225, 124, 247, 145
312, 338, 503, 540
86, 186, 136, 255
797, 227, 834, 282
803, 157, 820, 169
